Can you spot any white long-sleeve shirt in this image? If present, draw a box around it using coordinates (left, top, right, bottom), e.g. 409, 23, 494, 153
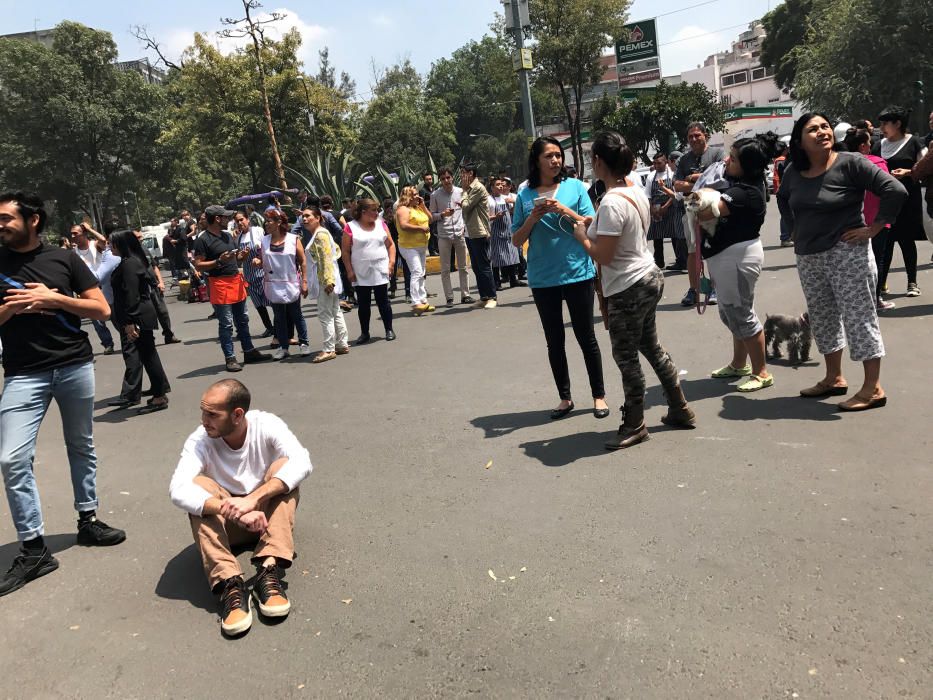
169, 410, 312, 516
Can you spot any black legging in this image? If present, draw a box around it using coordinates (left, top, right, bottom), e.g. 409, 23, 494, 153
355, 284, 393, 335
875, 223, 918, 292
531, 278, 605, 401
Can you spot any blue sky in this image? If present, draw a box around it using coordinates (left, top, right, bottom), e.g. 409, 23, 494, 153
3, 0, 779, 99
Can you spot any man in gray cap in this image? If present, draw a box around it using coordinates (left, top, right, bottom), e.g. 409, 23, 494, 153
193, 205, 270, 372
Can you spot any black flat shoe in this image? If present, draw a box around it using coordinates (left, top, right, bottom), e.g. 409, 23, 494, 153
138, 399, 169, 415
107, 398, 139, 408
355, 334, 371, 345
594, 407, 610, 419
385, 330, 396, 341
550, 402, 574, 420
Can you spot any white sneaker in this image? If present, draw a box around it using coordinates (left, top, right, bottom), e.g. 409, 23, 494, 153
484, 299, 498, 309
272, 347, 288, 360
299, 343, 312, 356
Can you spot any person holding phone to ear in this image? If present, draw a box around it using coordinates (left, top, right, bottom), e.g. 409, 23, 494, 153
511, 137, 609, 421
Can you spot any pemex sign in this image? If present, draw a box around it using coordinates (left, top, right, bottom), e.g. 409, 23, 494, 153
615, 19, 659, 63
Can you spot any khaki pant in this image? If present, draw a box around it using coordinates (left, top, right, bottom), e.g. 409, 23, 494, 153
188, 474, 299, 590
438, 236, 470, 301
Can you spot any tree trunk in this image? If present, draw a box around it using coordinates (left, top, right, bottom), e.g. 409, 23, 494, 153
250, 37, 289, 196
558, 82, 576, 169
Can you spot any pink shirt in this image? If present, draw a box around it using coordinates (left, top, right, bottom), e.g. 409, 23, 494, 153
862, 154, 890, 228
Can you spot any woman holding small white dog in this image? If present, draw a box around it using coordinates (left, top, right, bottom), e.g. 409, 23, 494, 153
778, 112, 907, 411
697, 133, 779, 392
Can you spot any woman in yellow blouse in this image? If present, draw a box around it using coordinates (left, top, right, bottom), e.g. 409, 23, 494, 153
395, 186, 435, 315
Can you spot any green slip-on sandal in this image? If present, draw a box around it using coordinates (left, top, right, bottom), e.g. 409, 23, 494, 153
737, 374, 774, 392
711, 363, 752, 378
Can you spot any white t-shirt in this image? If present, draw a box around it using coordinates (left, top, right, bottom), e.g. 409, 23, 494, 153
75, 245, 100, 272
169, 410, 312, 516
586, 185, 655, 297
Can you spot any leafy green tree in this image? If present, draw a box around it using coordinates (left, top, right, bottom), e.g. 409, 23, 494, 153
530, 0, 631, 171
598, 81, 725, 164
760, 0, 813, 92
0, 22, 166, 230
792, 0, 932, 124
357, 61, 456, 172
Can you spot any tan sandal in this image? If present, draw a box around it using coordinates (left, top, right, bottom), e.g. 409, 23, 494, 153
838, 392, 887, 411
800, 380, 848, 398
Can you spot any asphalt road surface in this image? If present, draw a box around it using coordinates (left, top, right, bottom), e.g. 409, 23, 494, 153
1, 207, 932, 698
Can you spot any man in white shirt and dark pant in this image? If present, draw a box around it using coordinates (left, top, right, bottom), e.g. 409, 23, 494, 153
169, 379, 312, 637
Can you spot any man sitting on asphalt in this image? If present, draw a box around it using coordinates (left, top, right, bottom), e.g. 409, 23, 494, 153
193, 205, 270, 372
169, 379, 312, 637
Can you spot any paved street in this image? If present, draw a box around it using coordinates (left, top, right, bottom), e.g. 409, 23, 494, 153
1, 208, 932, 698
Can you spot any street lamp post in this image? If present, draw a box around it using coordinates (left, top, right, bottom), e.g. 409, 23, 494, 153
125, 191, 142, 230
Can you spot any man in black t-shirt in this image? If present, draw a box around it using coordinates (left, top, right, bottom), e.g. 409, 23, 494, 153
193, 205, 270, 372
674, 121, 725, 307
0, 192, 127, 598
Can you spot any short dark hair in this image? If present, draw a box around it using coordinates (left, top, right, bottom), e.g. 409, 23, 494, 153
423, 171, 434, 178
210, 379, 251, 413
301, 205, 322, 219
437, 166, 454, 177
0, 191, 47, 234
461, 162, 480, 177
591, 130, 635, 179
527, 136, 565, 189
686, 121, 709, 136
381, 197, 394, 210
320, 195, 334, 210
305, 195, 321, 207
788, 112, 833, 172
878, 105, 909, 134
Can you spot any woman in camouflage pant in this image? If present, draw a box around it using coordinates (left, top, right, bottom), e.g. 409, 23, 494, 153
574, 132, 695, 449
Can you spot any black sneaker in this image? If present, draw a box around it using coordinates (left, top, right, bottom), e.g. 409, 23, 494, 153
243, 349, 271, 364
0, 547, 59, 597
219, 575, 253, 636
252, 565, 290, 618
76, 516, 126, 546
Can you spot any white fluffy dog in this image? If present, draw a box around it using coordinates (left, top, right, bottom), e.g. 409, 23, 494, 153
684, 188, 722, 237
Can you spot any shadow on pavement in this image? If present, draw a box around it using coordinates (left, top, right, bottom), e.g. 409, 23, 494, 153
719, 394, 842, 422
176, 364, 229, 379
471, 408, 557, 438
0, 533, 76, 566
879, 303, 933, 318
518, 431, 610, 467
155, 545, 216, 613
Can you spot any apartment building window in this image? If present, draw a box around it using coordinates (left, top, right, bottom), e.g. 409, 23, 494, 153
721, 70, 748, 87
750, 66, 774, 81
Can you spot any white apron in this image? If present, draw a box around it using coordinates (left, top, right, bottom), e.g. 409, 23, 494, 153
261, 234, 301, 304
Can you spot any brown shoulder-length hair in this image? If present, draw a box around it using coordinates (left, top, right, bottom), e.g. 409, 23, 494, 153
351, 198, 380, 220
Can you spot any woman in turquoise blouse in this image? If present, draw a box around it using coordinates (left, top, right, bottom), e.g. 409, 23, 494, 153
512, 136, 609, 420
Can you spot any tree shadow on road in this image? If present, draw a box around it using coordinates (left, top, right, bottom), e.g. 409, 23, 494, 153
0, 533, 75, 568
155, 544, 216, 613
719, 394, 842, 422
518, 431, 611, 467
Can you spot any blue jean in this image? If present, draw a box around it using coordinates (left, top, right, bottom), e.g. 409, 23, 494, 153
92, 319, 114, 349
0, 361, 98, 540
272, 301, 309, 347
213, 299, 256, 359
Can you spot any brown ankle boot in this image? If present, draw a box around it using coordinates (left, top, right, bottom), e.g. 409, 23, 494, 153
661, 385, 696, 428
605, 407, 649, 450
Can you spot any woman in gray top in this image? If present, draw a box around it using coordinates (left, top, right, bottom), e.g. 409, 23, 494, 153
778, 112, 907, 411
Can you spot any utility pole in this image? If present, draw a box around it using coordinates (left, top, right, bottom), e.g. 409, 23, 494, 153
221, 1, 290, 197
504, 0, 536, 141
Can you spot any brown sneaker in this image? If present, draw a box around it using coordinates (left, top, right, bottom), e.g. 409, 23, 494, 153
312, 351, 337, 364
219, 576, 252, 637
252, 564, 290, 618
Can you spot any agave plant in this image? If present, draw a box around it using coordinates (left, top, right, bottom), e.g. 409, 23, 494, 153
286, 149, 365, 204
